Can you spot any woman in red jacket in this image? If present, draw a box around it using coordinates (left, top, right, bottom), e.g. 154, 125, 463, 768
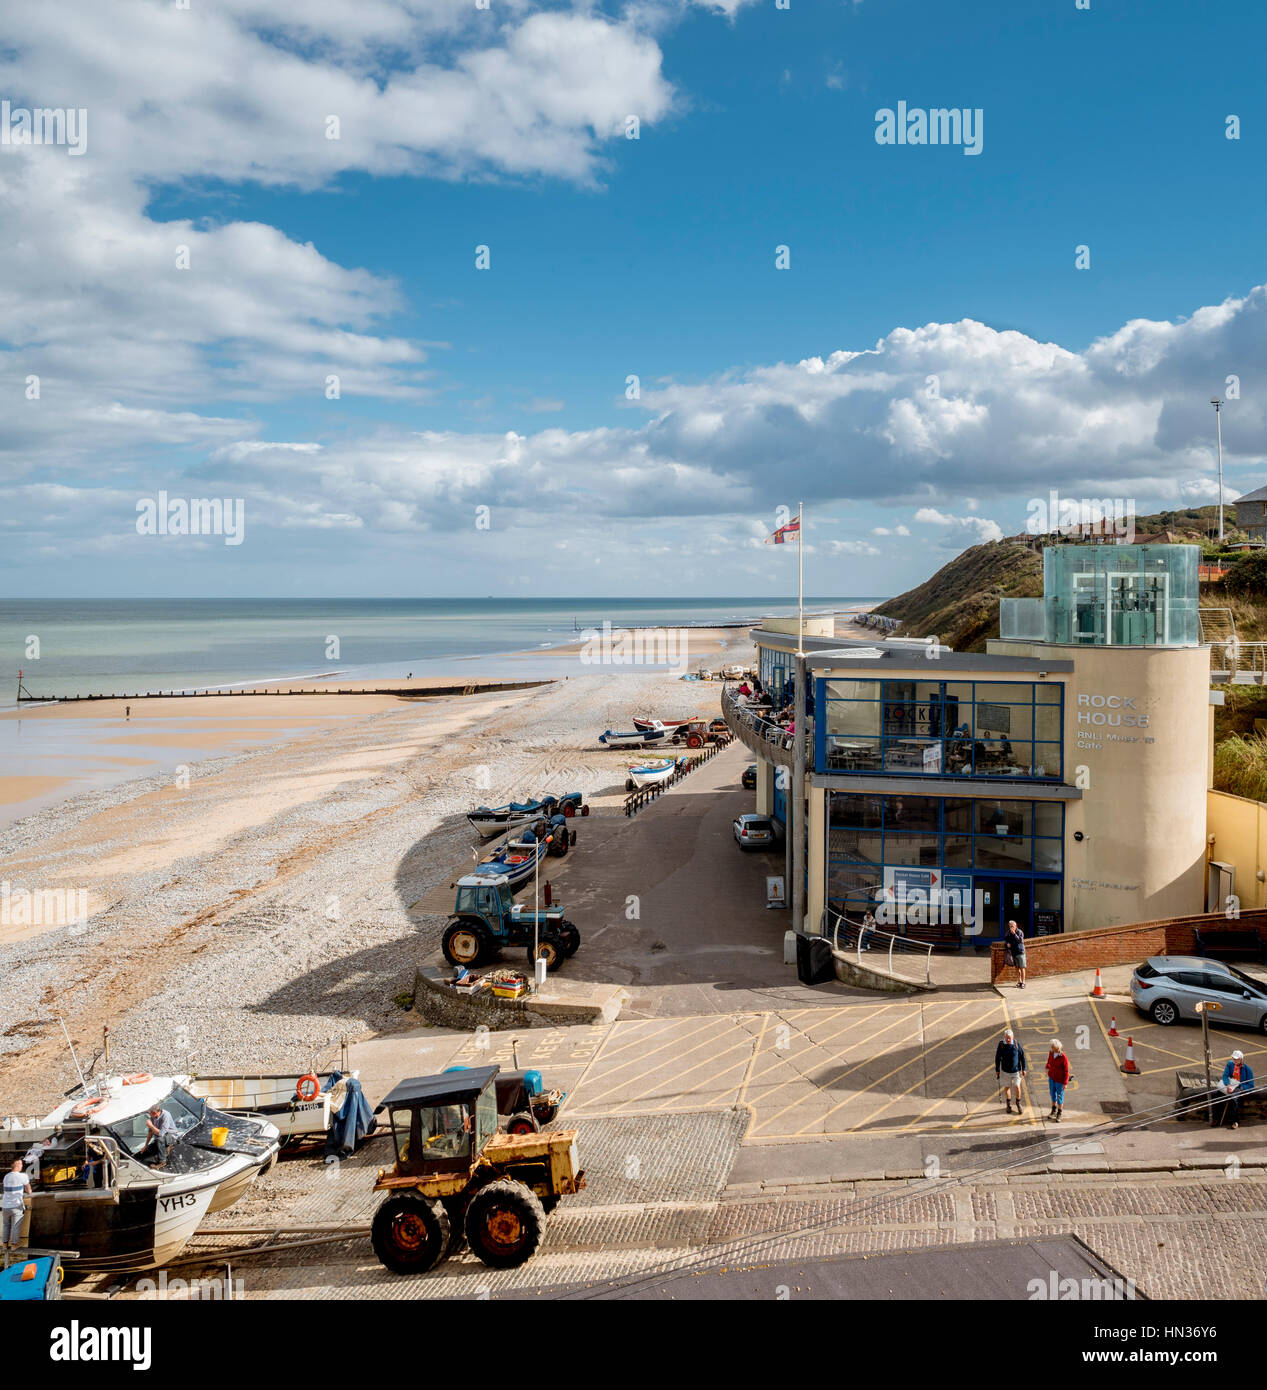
1046, 1040, 1071, 1121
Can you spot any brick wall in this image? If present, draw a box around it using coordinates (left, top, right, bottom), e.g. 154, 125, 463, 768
989, 910, 1267, 983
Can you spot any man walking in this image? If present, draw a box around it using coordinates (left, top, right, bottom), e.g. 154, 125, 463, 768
994, 1027, 1027, 1116
2, 1157, 31, 1251
1004, 919, 1027, 988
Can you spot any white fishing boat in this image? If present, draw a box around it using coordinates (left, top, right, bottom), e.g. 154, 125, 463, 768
188, 1069, 359, 1147
626, 757, 684, 788
0, 1073, 279, 1272
599, 727, 667, 747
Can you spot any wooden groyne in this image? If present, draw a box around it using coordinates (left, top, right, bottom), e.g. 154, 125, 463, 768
16, 679, 553, 703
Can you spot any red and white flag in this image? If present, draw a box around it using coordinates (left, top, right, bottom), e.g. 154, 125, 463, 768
764, 516, 801, 545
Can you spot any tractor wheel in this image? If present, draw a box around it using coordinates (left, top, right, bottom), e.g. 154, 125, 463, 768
528, 933, 566, 972
534, 1101, 560, 1126
687, 734, 704, 748
563, 802, 575, 817
443, 920, 490, 968
559, 922, 581, 957
625, 778, 635, 793
441, 1195, 469, 1257
506, 1112, 538, 1135
464, 1178, 546, 1269
371, 1194, 451, 1275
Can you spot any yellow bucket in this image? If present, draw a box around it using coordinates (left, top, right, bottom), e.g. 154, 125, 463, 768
211, 1126, 229, 1148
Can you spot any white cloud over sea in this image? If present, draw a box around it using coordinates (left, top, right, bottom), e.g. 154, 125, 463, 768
0, 0, 1261, 594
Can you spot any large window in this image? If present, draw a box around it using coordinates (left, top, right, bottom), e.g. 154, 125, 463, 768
816, 678, 1062, 780
827, 793, 1064, 910
759, 646, 792, 705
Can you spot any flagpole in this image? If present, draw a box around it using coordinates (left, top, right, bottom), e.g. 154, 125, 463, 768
797, 500, 804, 657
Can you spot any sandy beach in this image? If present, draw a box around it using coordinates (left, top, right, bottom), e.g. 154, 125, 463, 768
0, 627, 757, 1113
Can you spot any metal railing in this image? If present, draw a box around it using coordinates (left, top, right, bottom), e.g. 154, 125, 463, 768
721, 683, 797, 761
1208, 639, 1267, 679
825, 908, 934, 985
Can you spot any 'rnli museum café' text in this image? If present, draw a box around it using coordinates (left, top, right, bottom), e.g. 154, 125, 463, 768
727, 545, 1223, 943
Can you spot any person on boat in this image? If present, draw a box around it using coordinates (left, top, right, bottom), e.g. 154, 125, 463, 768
140, 1104, 178, 1167
22, 1135, 54, 1180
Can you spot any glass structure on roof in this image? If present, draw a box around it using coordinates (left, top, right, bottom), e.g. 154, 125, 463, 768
998, 544, 1200, 647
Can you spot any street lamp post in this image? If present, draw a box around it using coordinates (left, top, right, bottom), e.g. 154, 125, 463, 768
1211, 398, 1224, 543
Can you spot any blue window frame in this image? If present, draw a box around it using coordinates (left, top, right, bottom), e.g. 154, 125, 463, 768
826, 792, 1064, 932
814, 677, 1063, 781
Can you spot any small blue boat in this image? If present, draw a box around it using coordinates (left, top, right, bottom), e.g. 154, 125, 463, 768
466, 792, 583, 839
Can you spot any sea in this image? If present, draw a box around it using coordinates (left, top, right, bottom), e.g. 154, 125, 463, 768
0, 597, 881, 705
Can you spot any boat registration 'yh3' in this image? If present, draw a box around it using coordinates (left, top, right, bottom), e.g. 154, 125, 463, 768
0, 1073, 279, 1272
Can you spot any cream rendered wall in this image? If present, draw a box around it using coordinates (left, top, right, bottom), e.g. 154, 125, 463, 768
761, 616, 835, 638
807, 786, 826, 932
756, 758, 775, 817
992, 640, 1209, 929
1206, 789, 1267, 911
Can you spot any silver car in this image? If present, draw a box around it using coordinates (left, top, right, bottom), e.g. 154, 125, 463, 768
733, 813, 777, 850
1130, 955, 1267, 1032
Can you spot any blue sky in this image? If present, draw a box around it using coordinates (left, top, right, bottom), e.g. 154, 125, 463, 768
3, 0, 1265, 597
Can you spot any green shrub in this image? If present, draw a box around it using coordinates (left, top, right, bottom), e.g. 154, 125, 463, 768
1224, 550, 1267, 597
1213, 733, 1267, 803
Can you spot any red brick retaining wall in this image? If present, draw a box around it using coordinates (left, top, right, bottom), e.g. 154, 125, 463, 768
989, 911, 1267, 983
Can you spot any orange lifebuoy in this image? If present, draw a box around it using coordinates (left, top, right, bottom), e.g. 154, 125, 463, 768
71, 1097, 106, 1119
295, 1073, 320, 1103
121, 1073, 152, 1085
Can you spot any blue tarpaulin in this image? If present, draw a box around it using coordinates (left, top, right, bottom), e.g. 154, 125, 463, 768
323, 1072, 375, 1161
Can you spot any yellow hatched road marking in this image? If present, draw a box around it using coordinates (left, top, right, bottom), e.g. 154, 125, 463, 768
745, 1004, 912, 1087
570, 1017, 742, 1109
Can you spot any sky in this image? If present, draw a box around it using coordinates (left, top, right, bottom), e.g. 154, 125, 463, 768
2, 0, 1265, 598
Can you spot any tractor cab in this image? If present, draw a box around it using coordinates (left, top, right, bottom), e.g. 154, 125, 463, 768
377, 1065, 500, 1179
453, 878, 515, 932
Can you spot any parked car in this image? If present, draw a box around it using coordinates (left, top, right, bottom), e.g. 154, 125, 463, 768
733, 813, 777, 850
1130, 955, 1267, 1032
741, 763, 757, 790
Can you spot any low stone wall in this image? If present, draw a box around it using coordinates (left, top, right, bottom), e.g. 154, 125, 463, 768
989, 910, 1267, 983
410, 967, 610, 1030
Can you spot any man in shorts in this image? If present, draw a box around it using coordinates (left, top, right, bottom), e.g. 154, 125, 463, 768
994, 1027, 1028, 1116
2, 1157, 31, 1250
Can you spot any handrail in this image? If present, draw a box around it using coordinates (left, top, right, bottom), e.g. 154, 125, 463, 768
826, 908, 934, 985
721, 683, 797, 753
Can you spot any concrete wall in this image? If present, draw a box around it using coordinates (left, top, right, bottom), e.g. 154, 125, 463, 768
1206, 788, 1267, 910
756, 758, 775, 817
762, 615, 835, 637
991, 641, 1209, 931
807, 786, 826, 931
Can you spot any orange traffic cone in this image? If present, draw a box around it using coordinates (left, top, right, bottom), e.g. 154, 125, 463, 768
1121, 1036, 1140, 1075
1091, 968, 1105, 998
1108, 1016, 1119, 1037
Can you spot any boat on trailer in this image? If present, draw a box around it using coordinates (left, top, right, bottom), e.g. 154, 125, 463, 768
466, 792, 584, 838
469, 830, 549, 889
187, 1069, 362, 1149
626, 757, 686, 789
0, 1073, 279, 1272
632, 716, 695, 732
599, 728, 667, 747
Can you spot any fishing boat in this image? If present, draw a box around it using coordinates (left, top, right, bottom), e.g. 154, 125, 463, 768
469, 832, 548, 889
0, 1073, 280, 1272
599, 727, 667, 747
187, 1069, 362, 1149
466, 792, 584, 838
632, 716, 695, 732
626, 757, 685, 789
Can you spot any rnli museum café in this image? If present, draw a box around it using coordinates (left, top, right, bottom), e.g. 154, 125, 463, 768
725, 544, 1228, 944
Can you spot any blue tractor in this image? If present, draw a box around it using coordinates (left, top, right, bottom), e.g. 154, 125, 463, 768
442, 874, 580, 972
